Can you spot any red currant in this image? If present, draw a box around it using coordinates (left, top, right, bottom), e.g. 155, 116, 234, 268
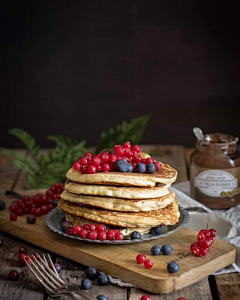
80, 157, 88, 166
101, 163, 111, 172
22, 195, 30, 202
80, 229, 88, 239
89, 224, 96, 231
19, 203, 26, 210
8, 270, 19, 281
66, 228, 74, 235
106, 230, 115, 240
123, 142, 132, 149
109, 154, 117, 163
115, 146, 124, 156
136, 254, 146, 264
17, 199, 23, 207
132, 145, 141, 153
83, 224, 90, 230
199, 248, 208, 256
88, 230, 98, 240
144, 260, 153, 269
115, 232, 123, 240
141, 295, 152, 300
205, 230, 212, 238
133, 156, 142, 163
97, 224, 106, 232
87, 165, 97, 174
16, 208, 23, 216
80, 166, 88, 174
0, 239, 3, 247
98, 231, 107, 241
154, 162, 162, 171
40, 205, 48, 215
73, 162, 81, 170
85, 152, 93, 158
145, 158, 154, 164
191, 246, 200, 256
24, 200, 31, 207
9, 205, 17, 212
24, 207, 30, 214
35, 208, 42, 217
197, 231, 206, 241
207, 238, 214, 246
18, 252, 27, 261
101, 153, 109, 162
201, 239, 211, 248
41, 196, 47, 204
47, 204, 54, 211
30, 207, 36, 215
51, 185, 57, 192
92, 156, 101, 166
177, 298, 186, 300
209, 229, 216, 238
10, 213, 17, 221
73, 225, 82, 235
96, 165, 102, 172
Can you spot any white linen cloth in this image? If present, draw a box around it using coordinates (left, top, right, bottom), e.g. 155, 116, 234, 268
172, 181, 240, 274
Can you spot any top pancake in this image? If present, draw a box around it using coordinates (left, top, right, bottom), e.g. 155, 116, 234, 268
66, 153, 177, 187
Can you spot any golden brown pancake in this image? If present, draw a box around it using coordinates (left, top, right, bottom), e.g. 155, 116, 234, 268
64, 181, 171, 199
58, 198, 180, 227
61, 190, 175, 212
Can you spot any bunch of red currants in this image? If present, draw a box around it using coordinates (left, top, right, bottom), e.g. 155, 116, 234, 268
190, 228, 216, 257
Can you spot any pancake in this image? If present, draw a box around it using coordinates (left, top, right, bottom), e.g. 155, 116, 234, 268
61, 190, 175, 212
66, 162, 177, 187
58, 198, 180, 227
65, 214, 151, 237
65, 181, 171, 199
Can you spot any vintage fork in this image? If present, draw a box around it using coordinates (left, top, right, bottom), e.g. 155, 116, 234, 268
24, 253, 96, 300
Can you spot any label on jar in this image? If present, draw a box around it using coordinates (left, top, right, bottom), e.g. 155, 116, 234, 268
194, 169, 238, 197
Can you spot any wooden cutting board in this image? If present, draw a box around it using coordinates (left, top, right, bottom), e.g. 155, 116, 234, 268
0, 193, 236, 294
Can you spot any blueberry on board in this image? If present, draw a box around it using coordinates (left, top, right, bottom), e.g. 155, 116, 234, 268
135, 163, 146, 173
52, 198, 59, 207
130, 231, 142, 240
162, 244, 173, 255
97, 295, 108, 300
0, 200, 5, 210
27, 214, 36, 224
167, 261, 179, 273
116, 160, 128, 172
61, 221, 73, 233
127, 163, 133, 173
151, 226, 162, 235
85, 267, 99, 280
98, 274, 109, 286
146, 163, 156, 174
54, 263, 62, 274
81, 278, 92, 290
151, 245, 161, 256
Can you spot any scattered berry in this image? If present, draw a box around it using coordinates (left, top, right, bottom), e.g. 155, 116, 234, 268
54, 263, 62, 273
144, 260, 153, 269
27, 214, 36, 224
151, 226, 162, 235
162, 244, 173, 255
18, 252, 27, 261
130, 231, 142, 240
0, 239, 3, 247
167, 261, 179, 273
0, 200, 5, 210
98, 274, 109, 286
85, 267, 99, 280
97, 295, 108, 300
35, 208, 42, 217
16, 208, 23, 216
8, 270, 19, 281
136, 254, 146, 264
141, 295, 152, 300
151, 245, 161, 256
81, 278, 92, 290
10, 213, 17, 221
154, 161, 162, 171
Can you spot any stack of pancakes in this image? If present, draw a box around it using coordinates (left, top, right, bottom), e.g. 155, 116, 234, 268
58, 153, 179, 237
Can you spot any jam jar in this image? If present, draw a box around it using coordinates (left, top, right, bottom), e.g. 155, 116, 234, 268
190, 133, 240, 209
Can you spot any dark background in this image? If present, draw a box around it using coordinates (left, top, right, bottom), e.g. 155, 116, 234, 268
1, 1, 240, 148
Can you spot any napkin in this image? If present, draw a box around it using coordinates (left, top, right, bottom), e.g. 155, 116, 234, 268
172, 181, 240, 274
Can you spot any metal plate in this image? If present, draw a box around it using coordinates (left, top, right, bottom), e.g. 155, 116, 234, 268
46, 206, 190, 245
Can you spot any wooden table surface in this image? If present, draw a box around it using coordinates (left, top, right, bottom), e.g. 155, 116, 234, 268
0, 146, 239, 300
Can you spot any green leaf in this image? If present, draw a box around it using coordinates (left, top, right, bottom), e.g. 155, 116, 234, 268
95, 115, 151, 153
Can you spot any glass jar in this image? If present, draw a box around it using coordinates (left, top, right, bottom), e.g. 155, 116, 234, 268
190, 133, 240, 209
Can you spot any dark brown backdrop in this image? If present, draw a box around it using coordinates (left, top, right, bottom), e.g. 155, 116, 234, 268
1, 1, 240, 148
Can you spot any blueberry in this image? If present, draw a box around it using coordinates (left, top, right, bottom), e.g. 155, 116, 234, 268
61, 221, 73, 233
162, 244, 173, 255
98, 274, 109, 286
97, 295, 108, 300
85, 267, 99, 280
151, 245, 161, 256
27, 214, 36, 224
151, 226, 162, 235
52, 198, 59, 207
54, 263, 62, 274
135, 163, 146, 173
127, 163, 133, 173
81, 278, 92, 290
130, 231, 142, 240
167, 261, 179, 273
109, 151, 115, 154
116, 160, 128, 172
146, 163, 156, 174
0, 200, 5, 210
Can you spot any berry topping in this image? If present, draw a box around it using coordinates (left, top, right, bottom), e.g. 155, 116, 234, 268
115, 232, 123, 240
89, 224, 96, 231
167, 261, 179, 273
35, 208, 42, 217
130, 231, 142, 240
81, 278, 92, 290
98, 231, 107, 241
162, 244, 173, 255
97, 224, 106, 232
144, 260, 153, 269
116, 159, 130, 172
136, 254, 146, 264
85, 152, 93, 158
106, 230, 115, 240
101, 163, 111, 172
61, 221, 73, 233
132, 145, 141, 153
73, 225, 82, 235
88, 230, 98, 240
135, 163, 146, 173
154, 161, 162, 171
146, 163, 156, 174
151, 245, 161, 256
141, 295, 152, 300
145, 158, 154, 164
85, 267, 99, 280
73, 162, 81, 170
87, 165, 97, 174
92, 156, 101, 166
98, 274, 109, 286
151, 226, 162, 235
80, 157, 88, 166
109, 154, 117, 163
123, 141, 132, 149
27, 214, 36, 224
80, 229, 88, 239
8, 270, 19, 281
101, 153, 109, 162
0, 200, 5, 210
115, 146, 124, 156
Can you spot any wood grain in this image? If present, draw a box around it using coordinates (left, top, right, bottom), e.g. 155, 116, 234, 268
215, 273, 240, 300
